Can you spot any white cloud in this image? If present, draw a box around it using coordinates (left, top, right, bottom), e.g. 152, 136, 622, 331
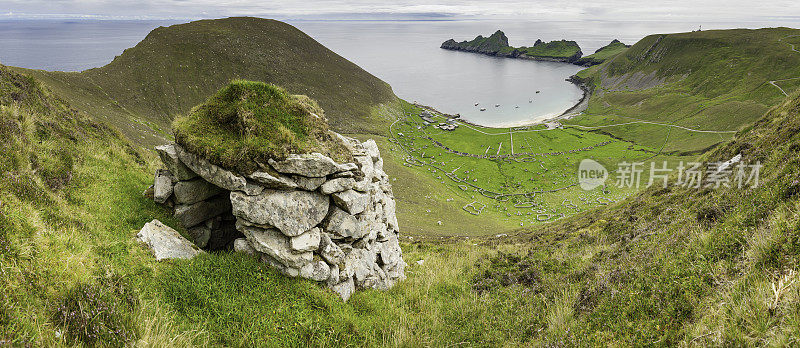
1, 0, 800, 21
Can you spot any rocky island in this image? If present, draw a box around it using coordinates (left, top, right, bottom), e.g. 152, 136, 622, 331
440, 30, 583, 63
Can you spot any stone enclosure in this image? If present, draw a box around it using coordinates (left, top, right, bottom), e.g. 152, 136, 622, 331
147, 134, 406, 300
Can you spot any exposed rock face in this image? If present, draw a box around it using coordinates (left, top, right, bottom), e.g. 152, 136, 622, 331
176, 146, 262, 195
153, 169, 174, 204
173, 178, 225, 204
268, 153, 340, 177
136, 219, 202, 260
230, 189, 329, 236
155, 144, 198, 181
149, 133, 405, 300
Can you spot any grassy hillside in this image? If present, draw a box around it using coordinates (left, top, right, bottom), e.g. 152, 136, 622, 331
6, 57, 800, 346
566, 28, 800, 153
574, 39, 630, 66
0, 62, 641, 347
491, 89, 800, 345
16, 17, 400, 147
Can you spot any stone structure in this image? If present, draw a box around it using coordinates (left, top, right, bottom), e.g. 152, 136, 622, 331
148, 134, 405, 301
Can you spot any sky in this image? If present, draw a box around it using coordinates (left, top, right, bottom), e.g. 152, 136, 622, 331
2, 0, 800, 22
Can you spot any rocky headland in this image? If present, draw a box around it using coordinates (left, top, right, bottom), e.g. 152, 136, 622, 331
441, 30, 583, 64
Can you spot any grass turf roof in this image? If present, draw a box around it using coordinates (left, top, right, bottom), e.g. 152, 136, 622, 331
173, 80, 350, 173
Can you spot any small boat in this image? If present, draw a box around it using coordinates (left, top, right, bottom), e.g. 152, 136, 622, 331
515, 106, 519, 108
495, 104, 500, 107
535, 91, 541, 93
474, 103, 479, 106
529, 100, 532, 103
480, 108, 486, 111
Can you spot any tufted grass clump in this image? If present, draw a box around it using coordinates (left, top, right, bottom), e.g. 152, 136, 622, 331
52, 276, 139, 347
173, 80, 350, 173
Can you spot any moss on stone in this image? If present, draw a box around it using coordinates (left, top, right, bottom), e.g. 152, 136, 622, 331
173, 80, 350, 173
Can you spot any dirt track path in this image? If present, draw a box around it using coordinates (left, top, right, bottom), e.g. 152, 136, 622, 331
769, 35, 800, 96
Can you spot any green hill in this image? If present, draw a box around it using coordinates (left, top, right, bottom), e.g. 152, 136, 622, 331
16, 17, 400, 147
574, 39, 630, 66
503, 89, 800, 345
566, 28, 800, 153
441, 31, 583, 63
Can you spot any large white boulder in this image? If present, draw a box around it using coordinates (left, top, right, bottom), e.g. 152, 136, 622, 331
136, 219, 202, 260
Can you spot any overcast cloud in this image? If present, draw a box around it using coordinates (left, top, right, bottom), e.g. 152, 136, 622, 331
1, 0, 800, 22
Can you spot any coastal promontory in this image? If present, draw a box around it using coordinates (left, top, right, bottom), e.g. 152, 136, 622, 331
440, 30, 583, 63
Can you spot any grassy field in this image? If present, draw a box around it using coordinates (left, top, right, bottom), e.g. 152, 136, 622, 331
566, 27, 800, 153
14, 17, 400, 147
383, 103, 695, 234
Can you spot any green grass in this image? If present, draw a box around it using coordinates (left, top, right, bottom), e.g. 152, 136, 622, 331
566, 27, 800, 153
384, 103, 695, 233
574, 39, 630, 66
14, 17, 400, 147
497, 89, 800, 344
173, 80, 350, 173
0, 62, 555, 347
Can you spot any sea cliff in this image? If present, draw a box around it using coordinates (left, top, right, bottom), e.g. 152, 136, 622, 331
440, 30, 583, 63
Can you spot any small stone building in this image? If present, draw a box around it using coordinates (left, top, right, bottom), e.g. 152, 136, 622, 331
149, 134, 405, 301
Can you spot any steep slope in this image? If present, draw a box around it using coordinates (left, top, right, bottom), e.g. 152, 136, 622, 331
574, 39, 630, 66
567, 28, 800, 153
17, 17, 400, 146
492, 90, 800, 344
